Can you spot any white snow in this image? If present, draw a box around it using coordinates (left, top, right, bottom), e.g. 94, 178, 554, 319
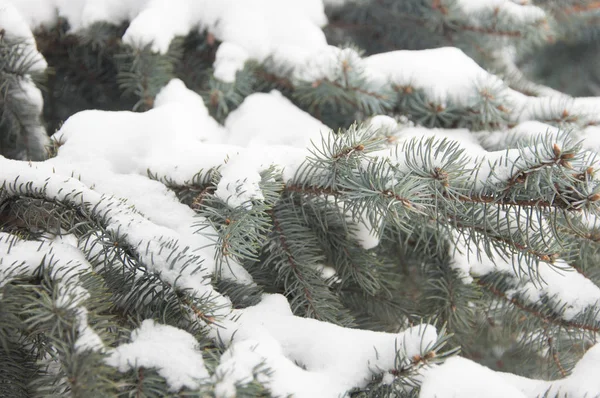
420, 357, 529, 398
213, 42, 250, 83
6, 0, 328, 81
0, 154, 235, 312
366, 115, 400, 134
74, 308, 105, 352
349, 216, 381, 250
106, 319, 210, 391
478, 121, 560, 150
0, 232, 91, 289
0, 0, 47, 72
225, 90, 328, 149
213, 293, 439, 397
365, 47, 505, 107
0, 1, 49, 158
422, 344, 600, 398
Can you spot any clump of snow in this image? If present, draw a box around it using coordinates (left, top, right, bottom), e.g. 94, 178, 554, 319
395, 126, 486, 156
423, 343, 600, 398
55, 281, 90, 309
0, 233, 90, 289
106, 319, 210, 391
225, 90, 329, 148
364, 47, 505, 107
215, 152, 265, 209
54, 79, 228, 178
216, 90, 329, 207
343, 206, 383, 250
420, 357, 528, 398
74, 308, 105, 352
0, 0, 47, 72
7, 0, 329, 81
478, 121, 560, 150
213, 42, 250, 82
213, 293, 439, 397
350, 217, 381, 250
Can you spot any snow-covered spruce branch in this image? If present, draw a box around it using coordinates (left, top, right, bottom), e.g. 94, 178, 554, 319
2, 103, 599, 395
2, 0, 600, 395
0, 25, 48, 161
0, 173, 226, 329
0, 167, 454, 395
145, 120, 600, 339
24, 0, 592, 133
6, 0, 600, 138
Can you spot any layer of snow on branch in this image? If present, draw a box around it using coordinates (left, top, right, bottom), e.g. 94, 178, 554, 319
107, 319, 210, 391
0, 233, 104, 352
420, 357, 528, 398
44, 80, 324, 283
224, 90, 327, 149
421, 344, 600, 398
458, 0, 546, 24
212, 293, 438, 397
0, 153, 235, 308
7, 0, 328, 82
0, 0, 47, 72
451, 234, 600, 322
217, 90, 328, 207
364, 47, 505, 107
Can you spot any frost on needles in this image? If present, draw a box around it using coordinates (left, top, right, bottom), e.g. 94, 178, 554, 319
1, 0, 600, 397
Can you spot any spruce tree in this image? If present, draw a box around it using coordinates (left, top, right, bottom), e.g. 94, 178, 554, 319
1, 1, 600, 397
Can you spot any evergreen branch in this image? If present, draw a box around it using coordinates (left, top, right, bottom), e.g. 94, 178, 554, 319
450, 214, 561, 263
1, 185, 222, 333
477, 279, 600, 333
270, 211, 316, 307
546, 334, 568, 377
116, 41, 182, 111
254, 68, 294, 91
562, 1, 600, 14
285, 183, 416, 209
449, 192, 579, 210
264, 199, 355, 326
312, 78, 390, 102
294, 194, 383, 296
385, 324, 460, 390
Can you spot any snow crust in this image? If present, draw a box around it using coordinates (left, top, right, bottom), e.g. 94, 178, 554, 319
107, 319, 209, 391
